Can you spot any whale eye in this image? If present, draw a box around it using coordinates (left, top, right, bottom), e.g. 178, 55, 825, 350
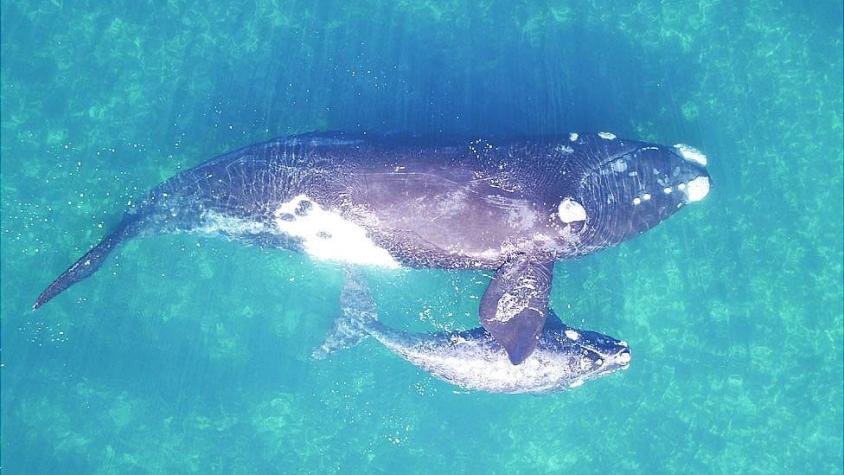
558, 198, 587, 227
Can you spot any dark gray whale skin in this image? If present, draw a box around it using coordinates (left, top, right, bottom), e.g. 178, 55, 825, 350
34, 131, 710, 362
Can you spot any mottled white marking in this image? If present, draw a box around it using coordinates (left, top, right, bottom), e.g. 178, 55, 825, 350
611, 159, 628, 173
564, 329, 580, 341
569, 379, 584, 388
449, 335, 469, 345
274, 194, 400, 268
663, 186, 673, 194
569, 132, 579, 141
642, 193, 652, 201
684, 176, 710, 202
677, 183, 687, 191
556, 144, 574, 154
474, 248, 505, 261
492, 292, 528, 323
632, 197, 642, 206
598, 131, 617, 140
673, 143, 708, 166
505, 201, 539, 230
196, 211, 267, 235
558, 198, 587, 224
435, 190, 469, 217
619, 340, 629, 348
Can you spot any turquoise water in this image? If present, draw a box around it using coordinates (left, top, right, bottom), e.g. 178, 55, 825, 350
2, 1, 842, 473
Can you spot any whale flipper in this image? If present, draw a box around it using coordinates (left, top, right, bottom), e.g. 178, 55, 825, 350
480, 255, 553, 365
33, 211, 148, 309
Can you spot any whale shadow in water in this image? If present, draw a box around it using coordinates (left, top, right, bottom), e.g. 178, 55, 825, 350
193, 11, 700, 143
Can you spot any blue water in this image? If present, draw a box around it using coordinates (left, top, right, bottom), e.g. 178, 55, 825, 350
2, 1, 842, 473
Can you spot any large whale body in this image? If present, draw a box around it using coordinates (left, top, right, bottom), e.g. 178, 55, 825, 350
34, 131, 710, 364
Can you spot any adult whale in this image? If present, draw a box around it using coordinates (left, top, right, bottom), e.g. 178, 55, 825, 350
34, 131, 711, 364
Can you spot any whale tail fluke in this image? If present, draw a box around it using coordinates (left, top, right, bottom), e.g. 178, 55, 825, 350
32, 212, 146, 310
312, 271, 378, 359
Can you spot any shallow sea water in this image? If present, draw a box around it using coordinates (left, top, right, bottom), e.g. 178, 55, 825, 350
1, 1, 842, 473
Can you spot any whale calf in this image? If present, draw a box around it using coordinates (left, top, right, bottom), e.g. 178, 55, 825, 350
314, 272, 630, 394
34, 131, 710, 364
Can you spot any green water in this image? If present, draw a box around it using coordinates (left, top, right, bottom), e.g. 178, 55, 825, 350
1, 1, 842, 473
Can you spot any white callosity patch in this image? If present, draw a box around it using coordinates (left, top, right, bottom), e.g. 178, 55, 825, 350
564, 329, 580, 341
673, 143, 708, 166
273, 194, 400, 268
683, 176, 711, 202
598, 131, 617, 140
569, 132, 579, 141
557, 198, 587, 224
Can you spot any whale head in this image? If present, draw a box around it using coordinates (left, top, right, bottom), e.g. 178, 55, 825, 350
554, 135, 711, 252
554, 326, 631, 389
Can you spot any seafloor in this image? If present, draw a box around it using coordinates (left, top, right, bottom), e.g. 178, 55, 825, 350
1, 1, 842, 473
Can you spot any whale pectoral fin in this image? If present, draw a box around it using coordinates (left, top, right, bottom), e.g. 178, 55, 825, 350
480, 256, 554, 365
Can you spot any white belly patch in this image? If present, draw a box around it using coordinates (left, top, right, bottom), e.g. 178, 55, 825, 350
273, 194, 400, 268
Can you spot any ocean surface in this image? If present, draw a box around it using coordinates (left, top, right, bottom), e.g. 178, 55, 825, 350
1, 1, 842, 473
